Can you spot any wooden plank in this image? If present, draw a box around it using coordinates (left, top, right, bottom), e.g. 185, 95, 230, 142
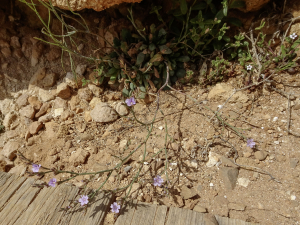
0, 172, 12, 187
115, 201, 137, 225
0, 177, 41, 225
0, 176, 27, 210
153, 205, 167, 225
130, 203, 156, 225
14, 183, 57, 225
29, 184, 71, 225
46, 184, 80, 225
189, 210, 205, 225
165, 207, 183, 225
60, 191, 112, 225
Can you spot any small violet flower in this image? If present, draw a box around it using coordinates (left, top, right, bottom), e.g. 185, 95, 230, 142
125, 97, 136, 107
32, 164, 41, 173
247, 139, 256, 148
290, 33, 298, 40
78, 195, 89, 206
48, 178, 57, 187
110, 202, 121, 213
246, 65, 252, 71
153, 175, 164, 187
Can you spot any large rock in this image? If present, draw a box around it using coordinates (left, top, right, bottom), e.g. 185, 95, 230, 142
0, 99, 17, 116
3, 111, 18, 130
90, 103, 119, 123
2, 141, 20, 160
39, 89, 55, 102
16, 93, 29, 108
19, 105, 35, 119
40, 0, 142, 12
29, 121, 43, 134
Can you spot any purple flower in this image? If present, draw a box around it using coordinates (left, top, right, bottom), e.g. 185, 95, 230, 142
32, 164, 41, 173
110, 202, 121, 213
78, 195, 89, 206
153, 175, 163, 187
247, 139, 255, 148
48, 178, 57, 187
125, 97, 136, 107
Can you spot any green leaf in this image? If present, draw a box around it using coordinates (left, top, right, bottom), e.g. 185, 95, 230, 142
159, 45, 172, 54
158, 28, 167, 38
122, 88, 130, 97
108, 67, 117, 75
172, 8, 183, 17
223, 36, 231, 42
176, 69, 186, 78
227, 17, 242, 27
229, 0, 246, 8
130, 82, 136, 90
121, 41, 128, 53
215, 10, 224, 20
150, 24, 156, 34
121, 29, 132, 42
177, 56, 190, 62
231, 52, 237, 58
110, 75, 117, 80
149, 43, 156, 51
150, 53, 163, 63
179, 0, 188, 15
209, 3, 216, 14
113, 38, 121, 47
192, 2, 207, 10
136, 52, 145, 65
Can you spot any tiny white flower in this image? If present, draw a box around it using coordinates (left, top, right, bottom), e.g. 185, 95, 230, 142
261, 74, 265, 79
246, 65, 252, 71
209, 183, 214, 187
290, 33, 298, 40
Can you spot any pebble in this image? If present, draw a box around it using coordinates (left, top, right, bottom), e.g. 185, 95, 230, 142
124, 165, 132, 173
219, 167, 239, 190
290, 158, 299, 168
237, 177, 250, 187
228, 203, 246, 211
254, 151, 268, 161
180, 185, 198, 199
193, 205, 207, 213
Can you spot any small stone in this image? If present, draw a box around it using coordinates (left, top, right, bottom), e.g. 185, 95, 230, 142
78, 88, 93, 102
69, 148, 90, 167
254, 151, 268, 161
237, 177, 250, 187
2, 141, 21, 160
53, 97, 67, 109
88, 84, 103, 97
119, 140, 128, 149
10, 36, 21, 48
42, 72, 58, 87
60, 110, 74, 121
35, 102, 51, 118
84, 111, 92, 122
219, 167, 239, 190
3, 111, 18, 130
124, 165, 132, 173
228, 202, 246, 211
206, 152, 220, 167
90, 103, 119, 123
29, 121, 43, 135
290, 158, 299, 168
89, 145, 98, 154
115, 102, 129, 116
221, 156, 238, 167
180, 185, 198, 200
56, 83, 71, 99
20, 105, 35, 119
38, 113, 53, 123
8, 165, 27, 176
54, 108, 64, 117
39, 89, 55, 102
89, 97, 102, 109
16, 93, 29, 108
129, 183, 141, 196
79, 133, 93, 141
193, 205, 207, 213
65, 72, 83, 89
28, 96, 42, 110
75, 64, 87, 76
